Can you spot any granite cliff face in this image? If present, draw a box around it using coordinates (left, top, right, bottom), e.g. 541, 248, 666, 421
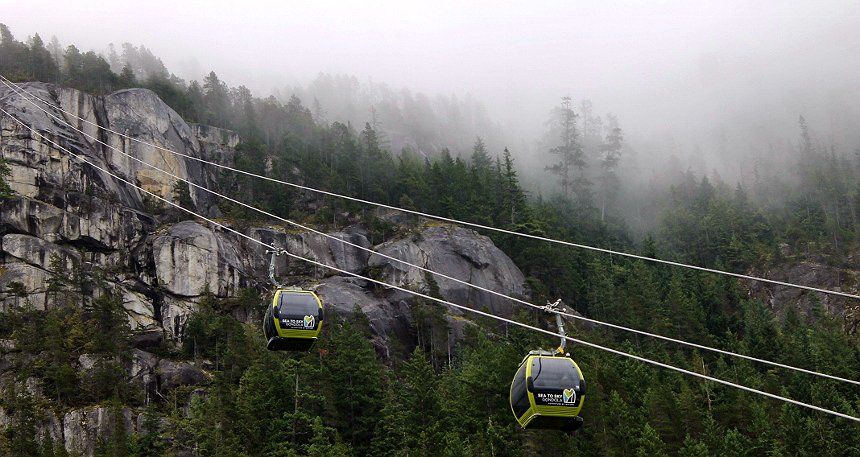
746, 251, 860, 324
0, 83, 528, 456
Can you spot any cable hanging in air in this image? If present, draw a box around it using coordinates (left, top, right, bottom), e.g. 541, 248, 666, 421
3, 105, 858, 425
3, 78, 859, 388
2, 75, 857, 302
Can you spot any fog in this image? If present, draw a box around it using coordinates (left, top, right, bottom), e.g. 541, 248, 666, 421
6, 0, 860, 188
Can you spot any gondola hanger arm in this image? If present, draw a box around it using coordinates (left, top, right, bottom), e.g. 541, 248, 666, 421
545, 299, 569, 356
267, 248, 287, 289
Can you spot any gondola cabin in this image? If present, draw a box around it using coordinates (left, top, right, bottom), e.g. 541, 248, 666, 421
510, 352, 585, 432
263, 289, 323, 352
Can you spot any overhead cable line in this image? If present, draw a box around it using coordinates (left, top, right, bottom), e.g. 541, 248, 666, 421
3, 78, 860, 388
5, 82, 860, 388
2, 106, 859, 425
1, 77, 857, 302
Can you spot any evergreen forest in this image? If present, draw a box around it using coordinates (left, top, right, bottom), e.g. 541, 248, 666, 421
1, 25, 860, 456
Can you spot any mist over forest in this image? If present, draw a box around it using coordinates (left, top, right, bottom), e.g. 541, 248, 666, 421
2, 4, 860, 455
6, 6, 858, 243
6, 2, 858, 211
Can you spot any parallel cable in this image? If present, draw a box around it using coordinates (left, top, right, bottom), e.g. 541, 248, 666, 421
3, 78, 860, 387
0, 107, 278, 252
280, 248, 860, 425
4, 106, 859, 424
1, 76, 858, 302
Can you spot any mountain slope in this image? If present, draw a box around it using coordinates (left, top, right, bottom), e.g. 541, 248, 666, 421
0, 83, 529, 456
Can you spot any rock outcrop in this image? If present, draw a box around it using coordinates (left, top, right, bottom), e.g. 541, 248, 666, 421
369, 225, 526, 317
153, 221, 248, 297
747, 256, 860, 321
63, 407, 135, 457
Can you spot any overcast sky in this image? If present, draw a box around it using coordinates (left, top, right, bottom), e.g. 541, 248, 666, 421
6, 0, 860, 160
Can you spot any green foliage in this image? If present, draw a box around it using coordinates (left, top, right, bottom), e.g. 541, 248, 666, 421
437, 333, 522, 456
4, 249, 858, 456
4, 256, 136, 407
172, 391, 242, 456
367, 216, 397, 245
127, 407, 167, 456
372, 348, 445, 456
0, 156, 14, 199
4, 24, 860, 457
145, 74, 194, 119
635, 423, 668, 457
314, 315, 385, 453
304, 416, 350, 457
659, 174, 775, 270
235, 353, 295, 455
0, 383, 40, 455
90, 291, 132, 354
546, 96, 586, 202
172, 180, 193, 209
678, 435, 709, 457
182, 289, 251, 377
1, 25, 54, 83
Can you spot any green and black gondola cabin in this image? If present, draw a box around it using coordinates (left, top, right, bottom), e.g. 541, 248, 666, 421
263, 289, 323, 352
510, 351, 586, 432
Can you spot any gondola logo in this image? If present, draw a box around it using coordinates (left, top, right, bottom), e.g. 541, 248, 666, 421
563, 388, 576, 404
303, 315, 315, 329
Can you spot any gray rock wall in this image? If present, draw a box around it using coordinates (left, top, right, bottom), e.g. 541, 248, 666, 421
153, 221, 248, 297
370, 225, 526, 317
748, 258, 860, 322
63, 407, 135, 457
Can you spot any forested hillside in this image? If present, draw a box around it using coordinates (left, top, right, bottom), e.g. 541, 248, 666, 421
1, 25, 859, 456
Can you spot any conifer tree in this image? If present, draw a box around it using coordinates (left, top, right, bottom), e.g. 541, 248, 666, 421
202, 71, 230, 127
0, 157, 13, 199
316, 313, 385, 453
28, 33, 58, 82
598, 115, 623, 221
546, 96, 586, 201
470, 136, 492, 171
500, 147, 529, 225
